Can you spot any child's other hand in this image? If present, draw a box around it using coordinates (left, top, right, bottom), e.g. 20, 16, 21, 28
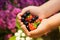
17, 11, 60, 38
17, 6, 48, 20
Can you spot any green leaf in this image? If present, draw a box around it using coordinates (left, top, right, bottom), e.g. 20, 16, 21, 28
33, 22, 40, 28
33, 22, 38, 28
37, 22, 40, 26
9, 36, 16, 40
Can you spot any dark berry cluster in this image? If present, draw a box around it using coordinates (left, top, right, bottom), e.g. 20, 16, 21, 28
21, 11, 42, 31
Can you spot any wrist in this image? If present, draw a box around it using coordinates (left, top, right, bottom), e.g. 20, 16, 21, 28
38, 0, 60, 18
40, 19, 51, 33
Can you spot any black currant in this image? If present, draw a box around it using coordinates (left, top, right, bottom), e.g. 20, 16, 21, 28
21, 17, 25, 22
23, 21, 29, 26
35, 16, 38, 19
26, 26, 30, 31
30, 16, 38, 23
25, 11, 30, 15
21, 13, 27, 18
21, 11, 30, 18
30, 18, 36, 23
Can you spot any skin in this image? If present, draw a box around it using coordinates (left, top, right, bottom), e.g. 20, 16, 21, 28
17, 0, 60, 38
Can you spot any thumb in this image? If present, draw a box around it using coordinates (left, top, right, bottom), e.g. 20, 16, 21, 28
21, 6, 31, 16
17, 6, 31, 20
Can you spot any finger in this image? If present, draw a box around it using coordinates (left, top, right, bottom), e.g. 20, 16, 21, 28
29, 34, 42, 38
21, 25, 30, 36
29, 28, 49, 38
17, 13, 22, 20
20, 21, 23, 26
28, 29, 44, 38
20, 21, 31, 36
17, 19, 23, 26
30, 35, 39, 38
21, 7, 30, 16
29, 29, 40, 36
17, 19, 30, 35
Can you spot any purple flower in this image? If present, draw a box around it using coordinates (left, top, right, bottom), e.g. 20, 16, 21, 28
0, 8, 21, 30
7, 18, 16, 29
0, 18, 6, 30
6, 3, 14, 10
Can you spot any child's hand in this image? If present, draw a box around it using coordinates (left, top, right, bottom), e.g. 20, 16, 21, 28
18, 6, 48, 20
17, 11, 60, 38
28, 13, 60, 38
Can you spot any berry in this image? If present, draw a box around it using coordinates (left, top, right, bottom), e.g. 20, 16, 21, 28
30, 16, 38, 23
25, 11, 30, 15
26, 26, 30, 31
21, 17, 25, 22
39, 18, 42, 21
36, 19, 40, 22
21, 11, 41, 31
28, 23, 36, 31
23, 21, 29, 26
21, 13, 27, 18
35, 16, 38, 19
26, 15, 33, 21
21, 11, 30, 18
30, 18, 36, 23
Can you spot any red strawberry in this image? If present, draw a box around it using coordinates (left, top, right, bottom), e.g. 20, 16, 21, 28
28, 23, 36, 31
36, 18, 42, 22
36, 19, 40, 22
39, 18, 42, 21
26, 15, 33, 21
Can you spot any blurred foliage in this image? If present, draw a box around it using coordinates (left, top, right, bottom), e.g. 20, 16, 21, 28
9, 36, 16, 40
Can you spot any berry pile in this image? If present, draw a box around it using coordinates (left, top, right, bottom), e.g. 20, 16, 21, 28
21, 11, 42, 31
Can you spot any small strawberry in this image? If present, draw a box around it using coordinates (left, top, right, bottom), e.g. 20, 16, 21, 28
28, 23, 36, 31
26, 14, 33, 21
39, 18, 42, 21
36, 19, 40, 22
